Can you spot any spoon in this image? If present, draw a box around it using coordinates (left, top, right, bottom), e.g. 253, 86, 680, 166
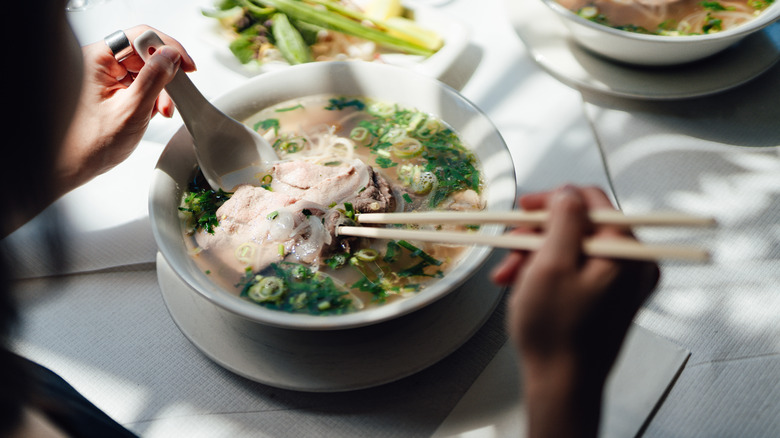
133, 30, 279, 191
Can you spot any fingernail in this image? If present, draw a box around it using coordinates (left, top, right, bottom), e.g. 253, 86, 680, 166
157, 46, 181, 66
553, 185, 577, 202
560, 184, 577, 194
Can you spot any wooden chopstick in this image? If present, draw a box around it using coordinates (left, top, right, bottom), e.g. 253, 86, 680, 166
337, 226, 710, 262
355, 210, 717, 228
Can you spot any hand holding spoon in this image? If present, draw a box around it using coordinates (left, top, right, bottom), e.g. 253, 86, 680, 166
133, 30, 279, 191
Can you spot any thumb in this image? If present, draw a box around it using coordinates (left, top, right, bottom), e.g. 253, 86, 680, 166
539, 186, 588, 269
127, 46, 181, 115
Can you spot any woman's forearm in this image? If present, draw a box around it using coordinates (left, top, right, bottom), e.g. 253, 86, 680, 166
523, 357, 604, 438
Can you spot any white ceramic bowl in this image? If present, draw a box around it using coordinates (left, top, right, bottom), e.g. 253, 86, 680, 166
540, 0, 780, 66
149, 61, 516, 331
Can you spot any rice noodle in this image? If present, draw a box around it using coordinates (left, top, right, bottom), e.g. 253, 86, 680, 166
292, 215, 332, 264
267, 209, 297, 241
283, 125, 358, 164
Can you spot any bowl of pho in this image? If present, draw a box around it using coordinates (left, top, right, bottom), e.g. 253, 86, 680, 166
149, 61, 516, 330
541, 0, 780, 65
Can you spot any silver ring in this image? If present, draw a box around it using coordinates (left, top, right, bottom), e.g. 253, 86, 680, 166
104, 30, 133, 62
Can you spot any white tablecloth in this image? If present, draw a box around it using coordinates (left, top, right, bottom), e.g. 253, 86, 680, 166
5, 0, 705, 436
581, 62, 780, 436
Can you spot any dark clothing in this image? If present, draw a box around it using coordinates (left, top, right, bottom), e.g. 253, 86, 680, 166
17, 354, 138, 438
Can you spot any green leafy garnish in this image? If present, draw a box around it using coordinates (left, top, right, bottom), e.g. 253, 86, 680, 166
702, 13, 723, 32
700, 1, 734, 11
254, 118, 280, 135
344, 202, 355, 220
325, 252, 350, 269
375, 156, 397, 168
240, 262, 353, 315
351, 275, 388, 301
383, 240, 401, 263
325, 97, 367, 111
396, 240, 442, 266
350, 103, 481, 207
229, 28, 265, 64
749, 0, 775, 9
179, 186, 232, 234
275, 103, 304, 112
398, 261, 444, 278
347, 239, 443, 301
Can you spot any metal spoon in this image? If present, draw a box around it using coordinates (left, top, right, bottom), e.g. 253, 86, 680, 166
133, 30, 279, 192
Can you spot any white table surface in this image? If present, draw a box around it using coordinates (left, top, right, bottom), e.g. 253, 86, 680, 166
9, 0, 777, 436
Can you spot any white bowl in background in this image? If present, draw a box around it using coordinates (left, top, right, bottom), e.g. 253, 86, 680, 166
540, 0, 780, 66
149, 61, 516, 331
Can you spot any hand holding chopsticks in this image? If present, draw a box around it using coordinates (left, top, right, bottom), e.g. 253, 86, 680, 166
337, 210, 715, 262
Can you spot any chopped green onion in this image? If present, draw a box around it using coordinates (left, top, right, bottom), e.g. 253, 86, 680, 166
247, 276, 286, 303
325, 97, 366, 111
350, 126, 369, 142
578, 6, 599, 19
235, 242, 257, 264
392, 138, 423, 158
275, 103, 304, 112
344, 202, 355, 220
397, 240, 442, 266
355, 248, 379, 262
254, 118, 280, 135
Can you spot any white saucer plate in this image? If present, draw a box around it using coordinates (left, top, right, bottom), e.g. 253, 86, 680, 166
507, 0, 780, 100
157, 251, 507, 392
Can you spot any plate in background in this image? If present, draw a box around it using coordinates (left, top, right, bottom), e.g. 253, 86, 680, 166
507, 0, 780, 100
198, 1, 469, 81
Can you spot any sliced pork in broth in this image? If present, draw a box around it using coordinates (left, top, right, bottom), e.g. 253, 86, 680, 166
179, 95, 484, 315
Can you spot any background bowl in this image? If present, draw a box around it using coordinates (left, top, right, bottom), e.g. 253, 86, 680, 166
541, 0, 780, 66
150, 61, 516, 331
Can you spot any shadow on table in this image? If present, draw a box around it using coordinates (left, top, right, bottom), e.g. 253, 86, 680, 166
225, 294, 509, 437
590, 120, 780, 436
438, 43, 482, 91
12, 251, 509, 438
4, 213, 157, 281
581, 60, 780, 148
119, 289, 510, 438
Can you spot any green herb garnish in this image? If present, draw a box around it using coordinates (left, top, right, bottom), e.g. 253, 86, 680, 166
254, 118, 280, 135
325, 97, 367, 111
344, 202, 355, 220
240, 262, 353, 315
701, 1, 734, 11
179, 186, 232, 234
275, 103, 304, 112
397, 240, 442, 266
325, 252, 349, 269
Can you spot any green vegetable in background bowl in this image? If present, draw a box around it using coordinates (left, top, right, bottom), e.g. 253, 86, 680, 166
202, 0, 444, 66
